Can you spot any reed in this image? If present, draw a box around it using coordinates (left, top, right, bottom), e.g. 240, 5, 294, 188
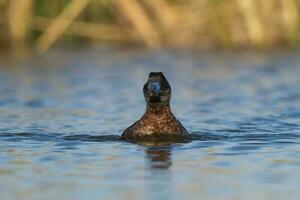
112, 0, 161, 48
36, 0, 90, 52
0, 0, 300, 51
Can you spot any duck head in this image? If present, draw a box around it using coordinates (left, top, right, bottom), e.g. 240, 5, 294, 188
143, 72, 171, 105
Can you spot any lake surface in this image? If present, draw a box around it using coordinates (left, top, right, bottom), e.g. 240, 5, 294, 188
0, 48, 299, 200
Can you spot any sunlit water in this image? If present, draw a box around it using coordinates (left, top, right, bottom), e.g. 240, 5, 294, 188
0, 48, 299, 200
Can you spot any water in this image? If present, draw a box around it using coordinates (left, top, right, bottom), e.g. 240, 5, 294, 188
0, 48, 299, 200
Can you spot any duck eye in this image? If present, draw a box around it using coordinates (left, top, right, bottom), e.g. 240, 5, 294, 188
162, 89, 170, 95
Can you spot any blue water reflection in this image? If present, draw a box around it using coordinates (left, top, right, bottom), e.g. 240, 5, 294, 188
0, 48, 300, 200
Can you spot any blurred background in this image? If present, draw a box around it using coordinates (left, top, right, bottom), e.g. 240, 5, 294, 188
1, 0, 300, 53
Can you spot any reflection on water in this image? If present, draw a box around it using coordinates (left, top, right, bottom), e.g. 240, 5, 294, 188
145, 145, 172, 169
0, 48, 300, 200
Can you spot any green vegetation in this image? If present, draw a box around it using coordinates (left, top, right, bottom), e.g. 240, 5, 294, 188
1, 0, 300, 52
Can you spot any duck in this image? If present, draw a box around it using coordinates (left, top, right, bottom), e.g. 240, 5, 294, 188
121, 72, 189, 141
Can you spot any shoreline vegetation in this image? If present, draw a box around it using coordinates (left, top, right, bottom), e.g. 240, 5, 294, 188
0, 0, 300, 53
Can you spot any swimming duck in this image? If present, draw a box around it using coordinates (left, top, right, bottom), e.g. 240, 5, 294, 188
121, 72, 189, 141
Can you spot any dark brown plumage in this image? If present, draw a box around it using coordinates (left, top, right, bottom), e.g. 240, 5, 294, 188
121, 72, 189, 141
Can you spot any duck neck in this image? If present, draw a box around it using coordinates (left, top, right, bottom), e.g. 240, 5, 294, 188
146, 103, 171, 114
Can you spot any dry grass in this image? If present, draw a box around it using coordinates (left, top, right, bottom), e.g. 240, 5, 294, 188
0, 0, 300, 51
